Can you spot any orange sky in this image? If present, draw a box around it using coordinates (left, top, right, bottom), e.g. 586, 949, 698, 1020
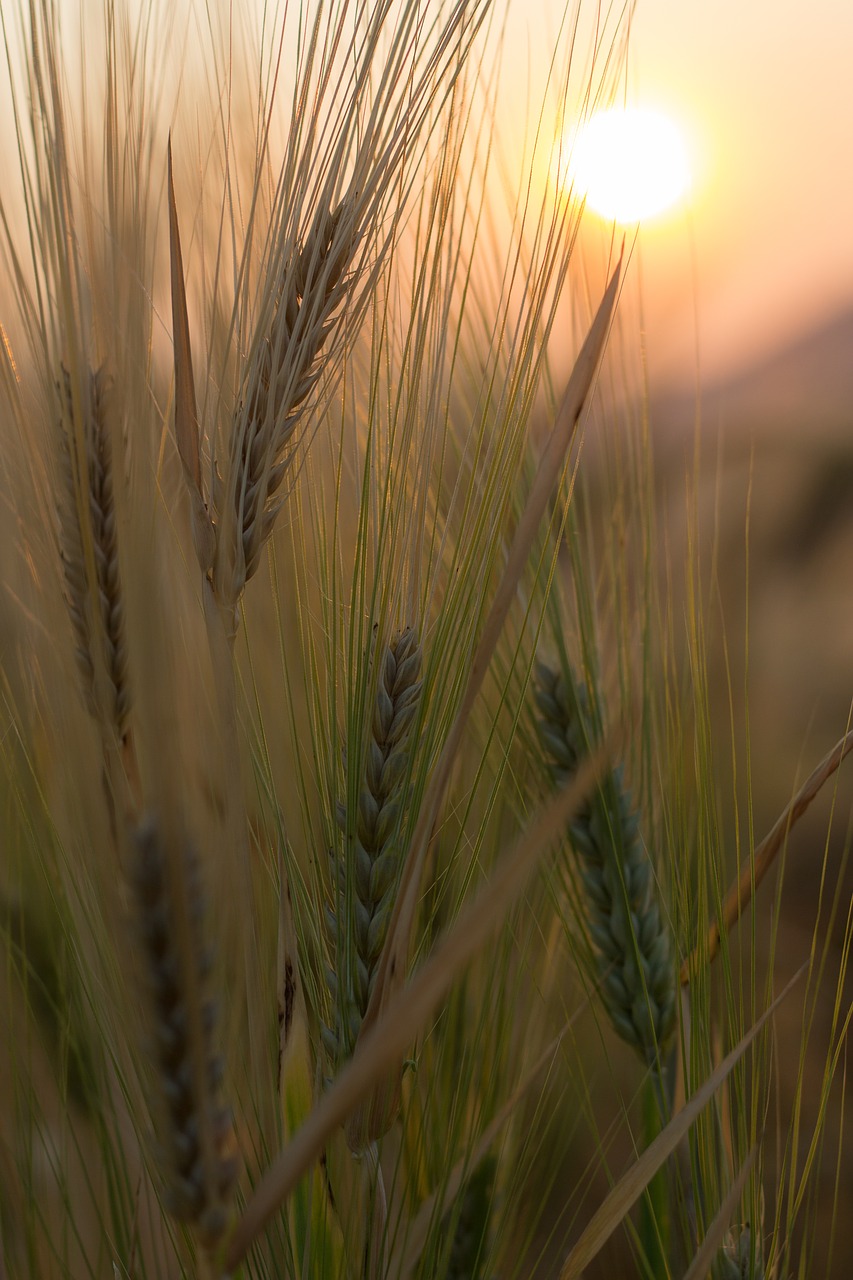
9, 1, 852, 392
480, 0, 853, 389
586, 0, 853, 386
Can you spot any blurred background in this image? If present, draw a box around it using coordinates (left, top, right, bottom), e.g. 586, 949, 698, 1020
489, 0, 853, 814
528, 2, 853, 1273
578, 0, 853, 387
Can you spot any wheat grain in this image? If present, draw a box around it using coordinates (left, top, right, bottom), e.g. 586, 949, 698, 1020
534, 660, 676, 1065
129, 815, 237, 1250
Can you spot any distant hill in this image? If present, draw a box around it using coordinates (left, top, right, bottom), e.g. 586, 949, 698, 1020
649, 305, 853, 444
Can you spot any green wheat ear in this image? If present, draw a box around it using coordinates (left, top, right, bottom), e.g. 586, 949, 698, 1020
324, 627, 423, 1084
534, 660, 676, 1066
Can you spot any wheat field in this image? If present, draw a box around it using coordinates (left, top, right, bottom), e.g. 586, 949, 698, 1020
0, 2, 850, 1277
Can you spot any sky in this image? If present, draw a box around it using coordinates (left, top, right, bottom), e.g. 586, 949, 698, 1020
573, 0, 853, 387
7, 0, 852, 394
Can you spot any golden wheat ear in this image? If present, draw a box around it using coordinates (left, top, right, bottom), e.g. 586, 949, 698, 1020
212, 188, 362, 617
129, 815, 238, 1251
56, 363, 130, 743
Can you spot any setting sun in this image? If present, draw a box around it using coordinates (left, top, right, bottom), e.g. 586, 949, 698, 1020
556, 107, 691, 223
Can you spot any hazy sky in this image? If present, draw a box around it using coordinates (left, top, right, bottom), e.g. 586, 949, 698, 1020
593, 0, 853, 385
11, 0, 852, 391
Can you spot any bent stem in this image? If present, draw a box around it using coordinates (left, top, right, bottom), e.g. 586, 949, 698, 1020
682, 728, 853, 982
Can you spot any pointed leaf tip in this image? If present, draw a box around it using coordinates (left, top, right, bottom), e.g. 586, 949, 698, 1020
168, 141, 200, 492
167, 139, 214, 572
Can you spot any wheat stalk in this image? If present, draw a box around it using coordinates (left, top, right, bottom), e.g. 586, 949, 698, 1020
129, 815, 238, 1253
534, 660, 676, 1065
324, 628, 424, 1097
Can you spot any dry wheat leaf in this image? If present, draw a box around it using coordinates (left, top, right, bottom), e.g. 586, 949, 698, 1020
167, 137, 214, 573
225, 748, 609, 1269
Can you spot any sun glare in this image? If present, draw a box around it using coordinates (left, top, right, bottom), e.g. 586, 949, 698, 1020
556, 107, 691, 223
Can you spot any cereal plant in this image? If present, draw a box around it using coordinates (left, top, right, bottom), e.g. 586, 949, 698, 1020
0, 2, 849, 1278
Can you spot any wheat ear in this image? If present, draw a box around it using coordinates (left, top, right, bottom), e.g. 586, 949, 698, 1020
534, 661, 676, 1065
129, 815, 237, 1250
324, 628, 423, 1087
212, 195, 356, 616
56, 364, 130, 740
